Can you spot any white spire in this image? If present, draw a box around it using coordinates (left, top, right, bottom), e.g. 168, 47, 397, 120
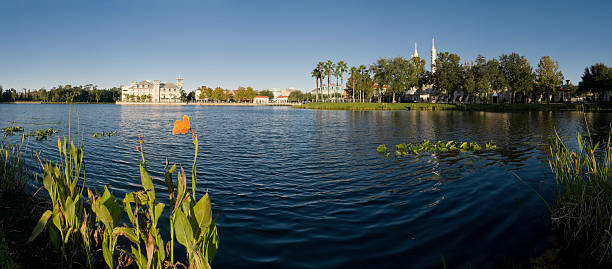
411, 43, 419, 58
431, 37, 437, 73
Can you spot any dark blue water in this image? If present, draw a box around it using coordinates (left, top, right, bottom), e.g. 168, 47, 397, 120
2, 104, 610, 268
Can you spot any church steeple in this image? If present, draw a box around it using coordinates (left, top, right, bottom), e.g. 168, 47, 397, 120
411, 43, 419, 58
431, 37, 437, 73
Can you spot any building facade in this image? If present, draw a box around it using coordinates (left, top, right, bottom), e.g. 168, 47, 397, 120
121, 77, 184, 102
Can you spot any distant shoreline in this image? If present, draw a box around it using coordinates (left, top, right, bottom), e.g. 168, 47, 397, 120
294, 102, 612, 112
116, 102, 295, 106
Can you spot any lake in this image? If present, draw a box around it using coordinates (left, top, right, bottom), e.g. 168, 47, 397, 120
2, 104, 610, 268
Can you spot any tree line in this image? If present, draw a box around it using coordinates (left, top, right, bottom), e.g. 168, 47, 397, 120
196, 86, 278, 102
311, 53, 612, 103
0, 84, 122, 103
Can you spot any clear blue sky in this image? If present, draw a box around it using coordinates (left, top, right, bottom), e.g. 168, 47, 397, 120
1, 0, 610, 92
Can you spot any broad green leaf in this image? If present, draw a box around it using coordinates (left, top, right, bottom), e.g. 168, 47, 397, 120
153, 202, 165, 225
65, 196, 76, 227
102, 235, 114, 268
194, 193, 212, 230
28, 210, 52, 242
174, 209, 194, 248
131, 246, 146, 269
100, 186, 121, 227
140, 164, 155, 203
95, 202, 115, 230
205, 219, 219, 263
113, 227, 139, 244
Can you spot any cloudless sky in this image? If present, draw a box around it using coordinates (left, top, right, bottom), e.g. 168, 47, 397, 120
1, 0, 611, 92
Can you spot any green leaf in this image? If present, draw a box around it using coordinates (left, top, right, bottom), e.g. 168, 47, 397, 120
102, 235, 114, 268
94, 202, 115, 230
194, 193, 212, 230
205, 219, 219, 263
174, 209, 194, 248
100, 186, 121, 227
153, 202, 165, 225
28, 210, 53, 242
140, 164, 156, 203
65, 196, 76, 227
113, 227, 139, 244
376, 144, 387, 153
131, 246, 146, 269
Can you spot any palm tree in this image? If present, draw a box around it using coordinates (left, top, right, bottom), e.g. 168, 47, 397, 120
311, 68, 321, 102
337, 61, 348, 102
325, 60, 335, 102
317, 61, 326, 102
350, 66, 357, 102
333, 66, 340, 102
358, 65, 367, 102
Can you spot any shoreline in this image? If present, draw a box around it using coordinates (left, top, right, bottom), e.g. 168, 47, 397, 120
294, 102, 612, 112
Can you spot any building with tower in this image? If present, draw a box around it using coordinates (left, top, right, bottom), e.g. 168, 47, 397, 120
411, 43, 419, 59
121, 77, 184, 102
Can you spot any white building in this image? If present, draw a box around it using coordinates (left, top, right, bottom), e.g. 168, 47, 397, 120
276, 96, 289, 103
121, 77, 184, 102
254, 96, 269, 104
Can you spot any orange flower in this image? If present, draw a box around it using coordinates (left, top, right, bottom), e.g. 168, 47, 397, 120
172, 115, 191, 135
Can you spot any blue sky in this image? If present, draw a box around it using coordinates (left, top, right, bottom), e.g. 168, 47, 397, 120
1, 0, 610, 92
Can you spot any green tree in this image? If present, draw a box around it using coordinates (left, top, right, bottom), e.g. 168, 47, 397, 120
534, 56, 564, 102
258, 90, 274, 100
499, 53, 534, 103
579, 63, 612, 102
311, 68, 322, 102
235, 87, 247, 102
197, 86, 213, 100
212, 87, 224, 101
288, 90, 305, 102
245, 86, 257, 101
337, 61, 348, 101
324, 60, 335, 102
349, 66, 357, 102
432, 52, 463, 101
316, 62, 327, 102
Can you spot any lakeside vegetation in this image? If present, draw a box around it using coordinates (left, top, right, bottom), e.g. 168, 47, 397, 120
295, 102, 612, 111
0, 84, 122, 103
0, 115, 219, 268
309, 55, 612, 104
547, 129, 612, 265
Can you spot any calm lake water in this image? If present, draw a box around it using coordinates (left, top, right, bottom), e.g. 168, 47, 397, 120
2, 104, 611, 268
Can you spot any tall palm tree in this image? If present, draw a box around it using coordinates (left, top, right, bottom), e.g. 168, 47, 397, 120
311, 68, 321, 102
358, 65, 367, 102
350, 66, 357, 102
333, 66, 340, 102
317, 61, 326, 102
325, 60, 335, 102
337, 61, 348, 102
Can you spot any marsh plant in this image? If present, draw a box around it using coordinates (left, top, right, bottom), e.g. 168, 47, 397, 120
549, 130, 612, 262
0, 134, 29, 193
377, 140, 496, 157
29, 115, 219, 268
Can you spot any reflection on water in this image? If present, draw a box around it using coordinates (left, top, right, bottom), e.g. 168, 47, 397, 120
1, 104, 611, 268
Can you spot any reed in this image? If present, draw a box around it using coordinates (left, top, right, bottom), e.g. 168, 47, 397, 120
0, 134, 29, 193
548, 128, 612, 263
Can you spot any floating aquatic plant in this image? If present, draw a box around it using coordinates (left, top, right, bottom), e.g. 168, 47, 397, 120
91, 131, 117, 138
2, 126, 24, 135
377, 140, 496, 157
33, 129, 57, 140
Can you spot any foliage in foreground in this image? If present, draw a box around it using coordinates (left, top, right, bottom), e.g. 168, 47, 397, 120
29, 115, 219, 268
549, 129, 612, 263
0, 136, 29, 193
